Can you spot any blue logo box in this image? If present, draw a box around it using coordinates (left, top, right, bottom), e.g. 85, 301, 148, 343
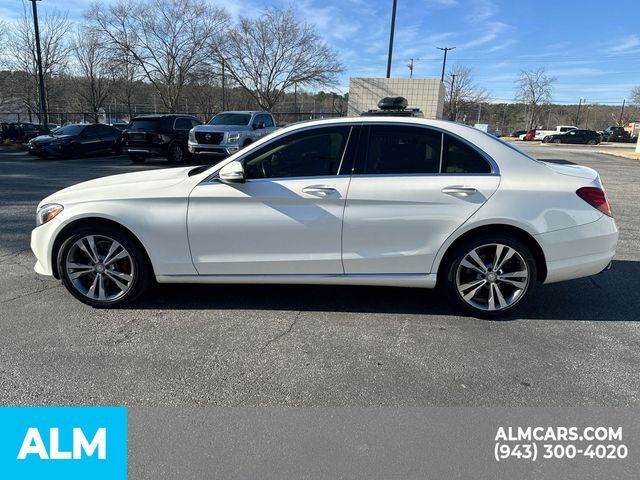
0, 406, 127, 480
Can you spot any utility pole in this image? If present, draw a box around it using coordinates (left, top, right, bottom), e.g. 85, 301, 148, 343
477, 102, 482, 124
619, 98, 626, 125
386, 0, 397, 78
448, 74, 456, 121
575, 97, 584, 126
30, 0, 48, 132
585, 106, 590, 130
407, 58, 420, 78
437, 46, 455, 83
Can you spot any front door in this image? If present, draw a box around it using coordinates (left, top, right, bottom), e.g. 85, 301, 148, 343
188, 125, 356, 275
342, 125, 500, 274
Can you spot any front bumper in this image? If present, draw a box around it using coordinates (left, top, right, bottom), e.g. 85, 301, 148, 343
188, 143, 240, 156
123, 146, 166, 157
31, 218, 65, 277
536, 215, 618, 284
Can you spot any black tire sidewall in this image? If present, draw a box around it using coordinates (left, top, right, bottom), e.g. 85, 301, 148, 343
167, 143, 184, 163
57, 225, 150, 308
442, 234, 537, 318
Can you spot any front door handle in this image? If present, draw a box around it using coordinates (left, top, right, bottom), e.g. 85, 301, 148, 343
441, 186, 478, 196
302, 185, 337, 196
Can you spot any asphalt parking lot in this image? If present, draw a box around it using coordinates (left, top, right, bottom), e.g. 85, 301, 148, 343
0, 144, 639, 407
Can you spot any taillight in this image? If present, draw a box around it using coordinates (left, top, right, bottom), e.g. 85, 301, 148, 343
576, 187, 612, 217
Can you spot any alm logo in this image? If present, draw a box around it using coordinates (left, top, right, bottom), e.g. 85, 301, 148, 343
17, 427, 106, 460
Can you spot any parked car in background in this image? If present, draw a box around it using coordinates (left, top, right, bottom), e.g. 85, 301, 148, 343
601, 126, 631, 142
122, 114, 202, 163
27, 123, 123, 158
2, 122, 48, 143
110, 122, 129, 131
188, 111, 276, 160
518, 129, 536, 141
543, 129, 601, 145
32, 117, 617, 318
534, 125, 578, 141
510, 130, 527, 138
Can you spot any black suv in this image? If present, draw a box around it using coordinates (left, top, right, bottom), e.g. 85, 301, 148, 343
602, 126, 630, 143
122, 114, 202, 163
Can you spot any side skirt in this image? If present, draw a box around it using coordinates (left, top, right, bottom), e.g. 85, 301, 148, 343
155, 273, 438, 288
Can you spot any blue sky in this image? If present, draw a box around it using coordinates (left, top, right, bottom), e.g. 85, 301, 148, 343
2, 0, 639, 104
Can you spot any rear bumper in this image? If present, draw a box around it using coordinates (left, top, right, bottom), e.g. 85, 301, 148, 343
536, 215, 618, 284
123, 146, 166, 157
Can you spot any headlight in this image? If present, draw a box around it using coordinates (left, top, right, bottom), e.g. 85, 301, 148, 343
36, 203, 63, 226
189, 130, 196, 142
227, 132, 240, 143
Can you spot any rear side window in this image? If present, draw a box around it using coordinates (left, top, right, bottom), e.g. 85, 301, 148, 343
362, 125, 441, 174
442, 135, 491, 174
262, 115, 274, 127
128, 119, 160, 131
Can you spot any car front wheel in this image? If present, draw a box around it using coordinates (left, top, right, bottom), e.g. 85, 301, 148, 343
552, 138, 562, 144
58, 226, 151, 307
442, 235, 537, 318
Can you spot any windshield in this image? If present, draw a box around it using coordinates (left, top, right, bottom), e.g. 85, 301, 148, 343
51, 125, 84, 136
208, 113, 251, 126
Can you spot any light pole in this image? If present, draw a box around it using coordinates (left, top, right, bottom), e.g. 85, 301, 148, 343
386, 0, 397, 78
437, 46, 455, 83
30, 0, 48, 132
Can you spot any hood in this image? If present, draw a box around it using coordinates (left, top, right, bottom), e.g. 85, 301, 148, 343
40, 166, 196, 207
193, 124, 251, 133
31, 134, 76, 144
542, 161, 599, 180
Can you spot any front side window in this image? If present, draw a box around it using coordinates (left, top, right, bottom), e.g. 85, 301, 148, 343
174, 118, 193, 130
243, 126, 351, 179
361, 125, 441, 174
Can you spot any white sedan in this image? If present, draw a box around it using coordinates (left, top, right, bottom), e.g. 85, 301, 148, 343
31, 118, 618, 317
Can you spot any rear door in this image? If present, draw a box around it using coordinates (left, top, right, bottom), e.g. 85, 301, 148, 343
342, 124, 500, 274
80, 125, 103, 154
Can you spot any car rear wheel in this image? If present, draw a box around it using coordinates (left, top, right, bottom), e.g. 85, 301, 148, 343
587, 139, 597, 145
128, 154, 146, 163
442, 234, 537, 318
552, 138, 562, 144
58, 226, 151, 307
167, 142, 185, 163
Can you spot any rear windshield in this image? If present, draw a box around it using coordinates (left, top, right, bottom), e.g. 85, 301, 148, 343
128, 119, 161, 131
52, 125, 84, 136
208, 113, 251, 126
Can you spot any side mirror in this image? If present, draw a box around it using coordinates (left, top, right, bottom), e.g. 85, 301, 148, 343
218, 160, 245, 183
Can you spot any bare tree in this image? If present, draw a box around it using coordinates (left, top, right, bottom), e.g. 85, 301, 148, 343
86, 0, 228, 112
71, 28, 113, 122
631, 86, 640, 106
219, 6, 344, 111
515, 68, 556, 130
6, 4, 72, 121
443, 66, 489, 121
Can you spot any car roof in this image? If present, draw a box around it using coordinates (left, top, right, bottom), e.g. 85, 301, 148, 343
131, 114, 197, 119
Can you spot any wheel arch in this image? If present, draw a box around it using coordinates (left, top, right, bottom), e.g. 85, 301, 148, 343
51, 216, 154, 280
435, 223, 547, 283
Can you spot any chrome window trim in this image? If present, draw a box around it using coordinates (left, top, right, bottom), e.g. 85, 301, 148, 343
198, 119, 503, 184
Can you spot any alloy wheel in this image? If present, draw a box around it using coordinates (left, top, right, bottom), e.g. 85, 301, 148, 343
65, 234, 135, 301
455, 243, 529, 312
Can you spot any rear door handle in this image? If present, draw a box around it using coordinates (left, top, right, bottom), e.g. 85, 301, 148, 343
441, 186, 478, 196
302, 185, 338, 196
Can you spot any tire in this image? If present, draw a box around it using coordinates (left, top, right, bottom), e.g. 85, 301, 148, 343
167, 142, 185, 163
242, 139, 252, 149
129, 154, 146, 163
57, 225, 151, 308
441, 234, 537, 318
587, 139, 597, 145
552, 138, 562, 144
